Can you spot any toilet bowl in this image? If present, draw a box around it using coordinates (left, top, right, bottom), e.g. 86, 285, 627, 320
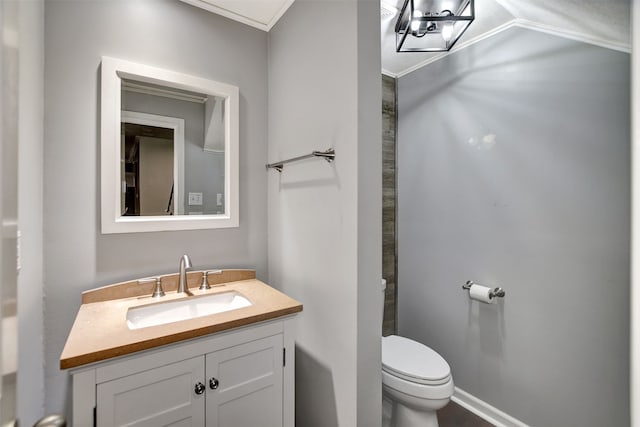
382, 335, 454, 427
381, 280, 454, 427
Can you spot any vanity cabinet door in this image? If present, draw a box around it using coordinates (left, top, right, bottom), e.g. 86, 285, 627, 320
205, 334, 283, 427
96, 355, 205, 427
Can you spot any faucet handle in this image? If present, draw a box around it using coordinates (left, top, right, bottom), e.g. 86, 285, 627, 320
199, 271, 211, 291
199, 270, 222, 291
152, 277, 166, 298
198, 270, 222, 291
139, 277, 165, 298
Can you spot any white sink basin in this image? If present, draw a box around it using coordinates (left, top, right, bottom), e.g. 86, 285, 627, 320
127, 291, 252, 330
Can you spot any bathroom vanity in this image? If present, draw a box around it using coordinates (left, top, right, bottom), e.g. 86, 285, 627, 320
60, 270, 302, 427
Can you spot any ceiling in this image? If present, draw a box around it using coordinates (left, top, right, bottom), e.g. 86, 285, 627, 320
181, 0, 630, 77
381, 0, 631, 77
179, 0, 295, 31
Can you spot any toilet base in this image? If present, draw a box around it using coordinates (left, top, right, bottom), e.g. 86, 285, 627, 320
383, 388, 449, 427
395, 402, 439, 427
382, 396, 393, 427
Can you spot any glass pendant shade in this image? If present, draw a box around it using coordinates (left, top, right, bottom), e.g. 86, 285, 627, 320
395, 0, 475, 52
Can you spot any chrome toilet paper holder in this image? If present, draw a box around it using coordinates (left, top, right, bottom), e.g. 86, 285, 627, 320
462, 280, 506, 299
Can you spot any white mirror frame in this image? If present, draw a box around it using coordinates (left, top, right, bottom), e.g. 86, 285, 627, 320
101, 56, 239, 233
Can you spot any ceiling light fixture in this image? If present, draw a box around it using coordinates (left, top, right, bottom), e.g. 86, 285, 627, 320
395, 0, 475, 52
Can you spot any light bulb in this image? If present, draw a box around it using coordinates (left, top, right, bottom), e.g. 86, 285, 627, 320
442, 22, 454, 41
411, 9, 422, 32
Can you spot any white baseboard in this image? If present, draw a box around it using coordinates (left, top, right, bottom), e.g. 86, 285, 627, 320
451, 387, 529, 427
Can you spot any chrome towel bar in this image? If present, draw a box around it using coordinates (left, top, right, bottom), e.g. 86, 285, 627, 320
266, 148, 335, 172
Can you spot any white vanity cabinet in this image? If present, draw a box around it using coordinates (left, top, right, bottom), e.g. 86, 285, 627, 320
97, 355, 205, 426
70, 319, 295, 427
205, 334, 283, 427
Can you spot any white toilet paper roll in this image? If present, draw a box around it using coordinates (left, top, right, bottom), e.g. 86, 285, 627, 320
469, 284, 495, 304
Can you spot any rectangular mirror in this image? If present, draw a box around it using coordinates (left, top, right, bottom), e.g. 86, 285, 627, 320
101, 56, 239, 233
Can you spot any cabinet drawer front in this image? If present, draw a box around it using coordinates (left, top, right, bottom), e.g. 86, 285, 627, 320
95, 321, 285, 384
97, 356, 205, 427
206, 334, 283, 427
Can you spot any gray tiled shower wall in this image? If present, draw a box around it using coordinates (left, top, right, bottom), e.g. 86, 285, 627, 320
382, 74, 396, 336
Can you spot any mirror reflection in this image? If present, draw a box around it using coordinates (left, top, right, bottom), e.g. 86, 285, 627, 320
121, 78, 226, 216
121, 119, 177, 216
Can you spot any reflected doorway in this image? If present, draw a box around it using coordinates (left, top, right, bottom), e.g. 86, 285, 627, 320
120, 112, 185, 216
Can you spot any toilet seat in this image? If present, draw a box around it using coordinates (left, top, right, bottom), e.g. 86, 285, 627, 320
382, 335, 451, 386
382, 369, 454, 401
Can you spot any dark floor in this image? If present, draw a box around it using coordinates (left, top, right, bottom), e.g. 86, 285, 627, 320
438, 402, 495, 427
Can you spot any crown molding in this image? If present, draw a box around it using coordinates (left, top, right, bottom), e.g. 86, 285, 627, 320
395, 18, 631, 78
514, 18, 631, 54
382, 69, 399, 79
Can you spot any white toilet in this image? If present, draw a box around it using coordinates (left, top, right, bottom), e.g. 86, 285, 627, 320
381, 280, 454, 427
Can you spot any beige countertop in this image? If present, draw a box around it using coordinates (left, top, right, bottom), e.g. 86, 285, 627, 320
60, 270, 302, 369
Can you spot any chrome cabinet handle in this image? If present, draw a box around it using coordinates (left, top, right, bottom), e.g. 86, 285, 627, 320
194, 382, 206, 395
209, 377, 219, 390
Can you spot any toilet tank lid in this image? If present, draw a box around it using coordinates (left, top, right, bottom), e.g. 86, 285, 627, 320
382, 335, 450, 382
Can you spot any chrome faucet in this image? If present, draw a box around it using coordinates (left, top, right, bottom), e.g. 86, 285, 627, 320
178, 254, 193, 296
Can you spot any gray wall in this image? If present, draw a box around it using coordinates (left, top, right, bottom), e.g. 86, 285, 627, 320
267, 0, 382, 425
44, 0, 268, 416
1, 0, 19, 424
397, 28, 630, 427
17, 0, 45, 424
